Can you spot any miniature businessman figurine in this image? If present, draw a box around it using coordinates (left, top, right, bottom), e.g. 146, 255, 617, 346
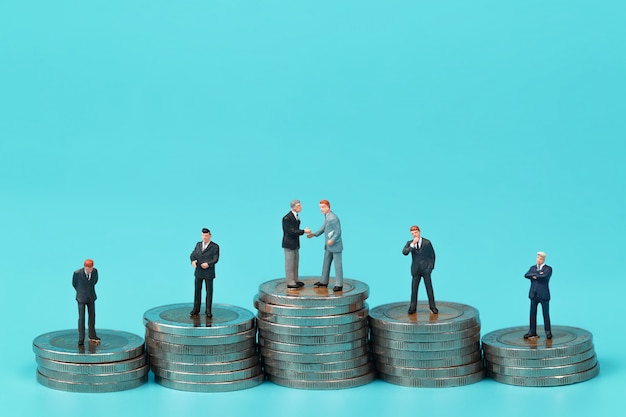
282, 200, 311, 289
524, 251, 553, 339
189, 228, 220, 318
403, 225, 438, 315
72, 259, 100, 345
307, 200, 344, 292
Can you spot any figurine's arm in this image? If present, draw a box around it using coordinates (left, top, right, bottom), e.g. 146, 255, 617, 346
534, 266, 552, 283
205, 244, 219, 267
524, 267, 536, 280
402, 241, 413, 255
72, 272, 78, 289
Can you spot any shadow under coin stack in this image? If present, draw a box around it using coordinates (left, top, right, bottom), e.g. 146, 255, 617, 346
33, 329, 148, 392
255, 277, 375, 389
143, 303, 264, 392
369, 301, 484, 387
482, 325, 599, 386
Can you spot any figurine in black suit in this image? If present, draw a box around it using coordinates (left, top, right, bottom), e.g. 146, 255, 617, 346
524, 251, 553, 339
72, 259, 100, 345
282, 200, 310, 289
189, 228, 220, 318
402, 225, 438, 315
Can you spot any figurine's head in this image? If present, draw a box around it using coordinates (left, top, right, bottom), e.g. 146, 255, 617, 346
536, 251, 547, 265
319, 200, 331, 214
410, 225, 421, 239
83, 259, 94, 273
201, 228, 212, 243
290, 200, 302, 213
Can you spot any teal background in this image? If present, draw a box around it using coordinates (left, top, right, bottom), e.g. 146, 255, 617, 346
1, 0, 624, 415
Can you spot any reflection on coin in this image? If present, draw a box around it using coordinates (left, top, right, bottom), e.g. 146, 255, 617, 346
33, 329, 145, 363
153, 364, 262, 383
254, 295, 365, 316
155, 373, 265, 392
374, 351, 483, 369
379, 370, 484, 388
372, 342, 480, 360
264, 363, 374, 381
36, 371, 148, 393
372, 324, 480, 342
376, 360, 483, 379
260, 343, 369, 363
267, 371, 376, 390
145, 335, 256, 355
257, 306, 369, 326
144, 304, 255, 336
38, 364, 149, 384
259, 336, 367, 354
486, 348, 596, 368
369, 302, 480, 333
149, 355, 259, 374
36, 353, 148, 374
487, 364, 600, 387
147, 347, 258, 364
486, 355, 597, 377
262, 354, 371, 372
145, 327, 256, 346
261, 326, 368, 345
257, 318, 366, 336
371, 333, 480, 351
258, 278, 369, 307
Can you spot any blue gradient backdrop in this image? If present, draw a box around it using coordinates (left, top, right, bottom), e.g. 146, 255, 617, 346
1, 1, 625, 416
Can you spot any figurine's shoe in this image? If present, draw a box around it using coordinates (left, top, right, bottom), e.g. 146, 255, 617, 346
430, 307, 439, 314
89, 336, 101, 344
313, 282, 328, 288
407, 307, 416, 314
287, 284, 302, 289
523, 333, 539, 339
190, 310, 200, 317
295, 281, 305, 288
546, 332, 552, 339
78, 340, 84, 346
332, 286, 343, 292
205, 312, 212, 318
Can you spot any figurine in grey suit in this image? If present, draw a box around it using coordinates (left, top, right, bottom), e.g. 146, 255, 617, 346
308, 199, 344, 292
402, 225, 438, 315
72, 259, 100, 345
523, 251, 553, 339
282, 200, 311, 289
189, 228, 220, 318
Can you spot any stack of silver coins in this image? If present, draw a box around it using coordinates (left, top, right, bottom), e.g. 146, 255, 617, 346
482, 325, 600, 386
255, 277, 375, 389
143, 303, 264, 392
33, 329, 148, 392
369, 301, 484, 387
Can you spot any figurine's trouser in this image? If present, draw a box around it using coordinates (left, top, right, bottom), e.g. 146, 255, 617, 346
320, 250, 343, 287
193, 277, 214, 314
529, 298, 551, 334
77, 301, 96, 340
284, 248, 300, 286
409, 271, 436, 310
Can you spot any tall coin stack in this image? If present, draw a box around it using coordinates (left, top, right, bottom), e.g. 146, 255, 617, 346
482, 325, 600, 386
33, 329, 148, 392
144, 303, 264, 392
369, 301, 484, 387
255, 277, 376, 389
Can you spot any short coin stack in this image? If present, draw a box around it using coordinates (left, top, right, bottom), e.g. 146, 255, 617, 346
482, 325, 599, 386
255, 277, 375, 389
33, 329, 148, 392
369, 301, 484, 387
144, 303, 264, 392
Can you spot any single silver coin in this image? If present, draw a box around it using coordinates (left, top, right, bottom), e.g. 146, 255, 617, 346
146, 327, 256, 346
376, 359, 483, 379
36, 371, 147, 392
369, 302, 480, 333
486, 355, 597, 377
148, 347, 258, 364
36, 353, 148, 374
254, 295, 365, 317
258, 278, 369, 307
267, 370, 376, 390
258, 336, 367, 354
379, 369, 484, 388
38, 364, 149, 384
262, 354, 371, 372
371, 333, 480, 351
260, 326, 368, 345
257, 306, 369, 326
154, 373, 264, 392
485, 347, 596, 368
257, 317, 366, 336
146, 336, 256, 355
482, 326, 594, 359
149, 355, 259, 374
144, 304, 255, 336
371, 342, 481, 360
487, 363, 600, 387
264, 362, 375, 381
260, 345, 369, 363
33, 329, 145, 364
374, 351, 483, 369
152, 364, 262, 383
371, 324, 481, 343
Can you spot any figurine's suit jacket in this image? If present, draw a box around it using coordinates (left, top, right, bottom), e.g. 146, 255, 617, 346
313, 211, 343, 252
282, 211, 304, 250
72, 268, 98, 303
190, 241, 220, 279
402, 238, 435, 276
525, 265, 552, 301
